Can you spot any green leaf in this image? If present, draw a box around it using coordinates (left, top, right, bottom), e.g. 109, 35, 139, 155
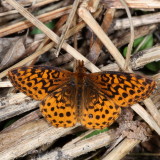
122, 35, 153, 57
84, 128, 109, 139
145, 61, 160, 72
138, 35, 153, 51
30, 21, 55, 35
122, 46, 128, 57
133, 36, 144, 48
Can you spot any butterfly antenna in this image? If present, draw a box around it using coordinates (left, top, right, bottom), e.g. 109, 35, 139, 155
76, 60, 84, 67
75, 60, 85, 73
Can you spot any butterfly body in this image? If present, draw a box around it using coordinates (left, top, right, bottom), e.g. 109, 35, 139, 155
8, 61, 156, 129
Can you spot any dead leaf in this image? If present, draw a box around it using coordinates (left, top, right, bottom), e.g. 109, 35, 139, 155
0, 38, 25, 70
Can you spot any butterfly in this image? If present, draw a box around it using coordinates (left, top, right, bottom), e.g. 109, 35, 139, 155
8, 60, 156, 129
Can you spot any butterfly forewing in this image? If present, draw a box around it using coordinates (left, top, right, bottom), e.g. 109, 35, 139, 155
87, 72, 156, 107
8, 66, 73, 100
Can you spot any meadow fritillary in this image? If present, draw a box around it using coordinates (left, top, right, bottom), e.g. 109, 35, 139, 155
8, 61, 156, 129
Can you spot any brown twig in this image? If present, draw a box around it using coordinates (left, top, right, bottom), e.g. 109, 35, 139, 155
55, 0, 80, 57
87, 8, 116, 63
0, 5, 72, 37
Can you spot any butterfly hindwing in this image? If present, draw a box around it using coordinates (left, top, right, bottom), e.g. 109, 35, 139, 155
40, 83, 77, 128
80, 82, 121, 129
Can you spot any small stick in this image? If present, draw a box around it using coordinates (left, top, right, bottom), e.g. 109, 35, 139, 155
37, 132, 114, 159
131, 45, 160, 69
102, 0, 160, 9
55, 0, 80, 57
103, 138, 140, 160
114, 12, 160, 30
87, 8, 116, 63
0, 81, 12, 87
120, 0, 134, 70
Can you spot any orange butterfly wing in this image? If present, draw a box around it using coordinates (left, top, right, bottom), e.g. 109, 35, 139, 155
8, 66, 73, 100
87, 71, 156, 107
40, 83, 77, 128
8, 64, 156, 129
80, 84, 121, 129
80, 71, 155, 129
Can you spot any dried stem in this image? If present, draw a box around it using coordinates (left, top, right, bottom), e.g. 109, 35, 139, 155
0, 5, 72, 37
55, 0, 80, 57
103, 138, 140, 160
102, 0, 160, 9
120, 0, 134, 70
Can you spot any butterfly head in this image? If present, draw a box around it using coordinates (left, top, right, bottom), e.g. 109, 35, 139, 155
75, 60, 86, 74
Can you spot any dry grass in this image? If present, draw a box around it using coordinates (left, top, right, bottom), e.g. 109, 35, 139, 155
0, 0, 160, 159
